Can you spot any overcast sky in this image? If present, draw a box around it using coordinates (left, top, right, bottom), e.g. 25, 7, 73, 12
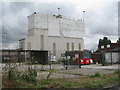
1, 0, 119, 51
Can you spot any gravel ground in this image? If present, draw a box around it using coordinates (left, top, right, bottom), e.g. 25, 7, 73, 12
36, 71, 85, 80
81, 64, 119, 70
36, 67, 116, 80
58, 68, 115, 75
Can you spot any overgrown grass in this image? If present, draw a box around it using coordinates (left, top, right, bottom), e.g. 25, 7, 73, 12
2, 72, 119, 88
32, 79, 52, 88
41, 73, 119, 88
64, 83, 73, 87
2, 78, 34, 88
33, 73, 118, 88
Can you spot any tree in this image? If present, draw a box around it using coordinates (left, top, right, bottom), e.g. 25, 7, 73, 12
98, 37, 111, 45
108, 40, 111, 44
117, 38, 120, 43
99, 39, 103, 45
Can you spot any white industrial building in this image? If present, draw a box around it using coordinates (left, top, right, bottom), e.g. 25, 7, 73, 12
19, 12, 85, 60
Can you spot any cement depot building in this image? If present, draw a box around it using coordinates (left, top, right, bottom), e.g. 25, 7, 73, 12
19, 12, 85, 61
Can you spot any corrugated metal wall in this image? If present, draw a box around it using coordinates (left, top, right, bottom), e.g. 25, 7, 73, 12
105, 52, 118, 64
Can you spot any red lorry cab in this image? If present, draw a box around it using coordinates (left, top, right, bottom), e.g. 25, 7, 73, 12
81, 58, 90, 64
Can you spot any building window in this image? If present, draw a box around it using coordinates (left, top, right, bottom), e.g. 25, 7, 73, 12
66, 42, 69, 51
107, 44, 110, 48
79, 43, 81, 50
101, 45, 104, 49
41, 35, 44, 50
27, 42, 31, 50
72, 43, 74, 51
53, 43, 56, 56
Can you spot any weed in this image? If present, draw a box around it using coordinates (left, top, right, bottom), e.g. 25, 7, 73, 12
20, 68, 37, 82
40, 79, 51, 85
89, 72, 101, 78
35, 79, 51, 88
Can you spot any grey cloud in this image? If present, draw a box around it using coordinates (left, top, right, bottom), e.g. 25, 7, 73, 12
1, 3, 27, 45
87, 22, 118, 36
2, 2, 77, 49
85, 2, 118, 37
2, 2, 34, 15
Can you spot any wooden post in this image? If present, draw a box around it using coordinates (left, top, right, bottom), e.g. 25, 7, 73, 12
79, 53, 81, 68
8, 49, 11, 81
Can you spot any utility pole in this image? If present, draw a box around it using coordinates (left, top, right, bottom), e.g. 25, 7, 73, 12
58, 8, 60, 33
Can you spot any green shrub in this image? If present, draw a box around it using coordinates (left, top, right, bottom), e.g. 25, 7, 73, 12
21, 68, 37, 82
89, 72, 101, 78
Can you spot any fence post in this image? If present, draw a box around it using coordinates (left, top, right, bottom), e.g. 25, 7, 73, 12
8, 49, 11, 81
119, 52, 120, 64
65, 53, 68, 70
79, 53, 81, 68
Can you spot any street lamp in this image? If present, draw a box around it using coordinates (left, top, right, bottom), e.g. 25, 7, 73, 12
53, 8, 62, 34
83, 11, 85, 22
